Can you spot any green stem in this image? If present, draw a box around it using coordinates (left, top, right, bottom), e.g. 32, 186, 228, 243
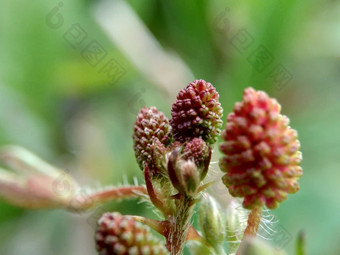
295, 231, 306, 255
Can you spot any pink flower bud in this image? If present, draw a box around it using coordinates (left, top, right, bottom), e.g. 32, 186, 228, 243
219, 88, 302, 209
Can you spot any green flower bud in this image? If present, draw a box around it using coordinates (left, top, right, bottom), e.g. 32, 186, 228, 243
181, 161, 200, 195
199, 195, 225, 251
225, 199, 247, 253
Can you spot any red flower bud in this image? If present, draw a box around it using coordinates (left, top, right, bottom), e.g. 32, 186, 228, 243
170, 80, 223, 145
219, 88, 302, 209
96, 212, 169, 255
182, 138, 211, 180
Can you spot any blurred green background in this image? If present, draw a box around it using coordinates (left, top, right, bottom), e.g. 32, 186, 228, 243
0, 0, 339, 254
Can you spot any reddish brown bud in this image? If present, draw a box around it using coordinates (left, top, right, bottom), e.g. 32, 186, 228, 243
133, 107, 172, 173
219, 88, 302, 209
170, 80, 223, 145
182, 138, 211, 180
95, 212, 169, 255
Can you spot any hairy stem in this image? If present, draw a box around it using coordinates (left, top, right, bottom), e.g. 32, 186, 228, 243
144, 164, 171, 216
236, 206, 262, 254
90, 186, 147, 201
71, 186, 148, 210
167, 196, 195, 255
243, 206, 262, 237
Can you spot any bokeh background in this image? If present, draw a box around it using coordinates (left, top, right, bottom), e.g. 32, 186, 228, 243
0, 0, 339, 254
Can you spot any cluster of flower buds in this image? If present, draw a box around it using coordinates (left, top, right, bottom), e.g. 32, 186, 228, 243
219, 88, 302, 209
127, 80, 223, 253
96, 212, 169, 255
132, 80, 222, 195
198, 195, 225, 251
0, 80, 304, 255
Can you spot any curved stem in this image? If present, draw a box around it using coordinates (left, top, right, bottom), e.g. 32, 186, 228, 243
89, 185, 147, 201
144, 164, 171, 216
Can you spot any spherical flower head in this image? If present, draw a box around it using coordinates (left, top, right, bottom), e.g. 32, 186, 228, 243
219, 88, 302, 209
133, 107, 172, 173
170, 79, 223, 145
95, 212, 169, 255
